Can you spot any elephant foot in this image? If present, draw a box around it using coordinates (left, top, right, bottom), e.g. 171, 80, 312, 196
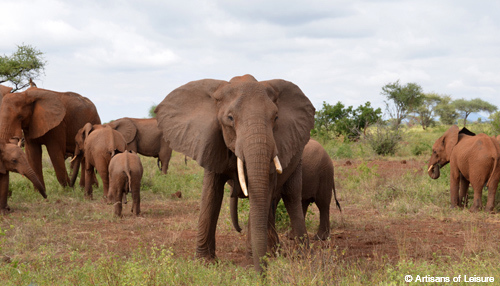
313, 232, 330, 241
0, 206, 12, 215
485, 205, 495, 214
469, 206, 480, 213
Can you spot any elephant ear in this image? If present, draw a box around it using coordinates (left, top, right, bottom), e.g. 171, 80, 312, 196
108, 118, 137, 144
443, 125, 460, 161
155, 79, 230, 173
27, 89, 66, 139
263, 79, 315, 169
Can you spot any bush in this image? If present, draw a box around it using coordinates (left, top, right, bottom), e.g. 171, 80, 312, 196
364, 124, 403, 156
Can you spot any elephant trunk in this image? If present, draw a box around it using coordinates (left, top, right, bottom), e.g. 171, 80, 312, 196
69, 154, 83, 187
427, 163, 440, 179
230, 196, 242, 232
22, 167, 47, 199
240, 131, 275, 273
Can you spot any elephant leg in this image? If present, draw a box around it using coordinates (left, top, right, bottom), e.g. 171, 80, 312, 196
94, 157, 111, 201
459, 175, 469, 208
469, 181, 484, 212
485, 177, 499, 213
0, 173, 10, 213
84, 165, 95, 200
315, 200, 331, 240
196, 170, 226, 260
24, 142, 45, 190
131, 177, 141, 216
45, 141, 70, 187
281, 164, 309, 248
449, 166, 460, 208
159, 144, 173, 174
113, 186, 123, 218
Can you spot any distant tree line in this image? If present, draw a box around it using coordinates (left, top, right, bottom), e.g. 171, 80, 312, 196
313, 79, 498, 141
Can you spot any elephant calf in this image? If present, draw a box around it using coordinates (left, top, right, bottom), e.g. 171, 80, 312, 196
231, 139, 341, 240
0, 142, 47, 213
428, 125, 500, 212
71, 123, 127, 200
108, 150, 143, 217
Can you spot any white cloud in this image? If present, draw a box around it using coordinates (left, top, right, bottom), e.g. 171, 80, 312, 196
0, 0, 499, 122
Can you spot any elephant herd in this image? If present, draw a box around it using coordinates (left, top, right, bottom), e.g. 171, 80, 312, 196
0, 75, 497, 273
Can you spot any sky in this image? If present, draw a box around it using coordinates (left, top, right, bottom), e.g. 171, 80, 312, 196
1, 0, 499, 123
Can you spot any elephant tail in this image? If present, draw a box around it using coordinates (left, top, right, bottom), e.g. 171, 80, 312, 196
333, 184, 341, 212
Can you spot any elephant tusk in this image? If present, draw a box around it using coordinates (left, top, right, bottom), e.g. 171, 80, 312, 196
70, 155, 78, 163
427, 164, 434, 172
237, 157, 248, 197
274, 156, 282, 174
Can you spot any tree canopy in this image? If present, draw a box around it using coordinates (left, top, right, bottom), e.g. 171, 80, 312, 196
453, 98, 497, 127
313, 101, 382, 140
382, 80, 424, 129
0, 44, 46, 91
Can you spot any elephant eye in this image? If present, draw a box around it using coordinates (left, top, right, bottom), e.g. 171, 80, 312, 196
275, 115, 278, 122
228, 115, 234, 122
11, 159, 17, 164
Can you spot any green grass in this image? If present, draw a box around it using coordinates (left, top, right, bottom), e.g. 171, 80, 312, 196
1, 124, 500, 285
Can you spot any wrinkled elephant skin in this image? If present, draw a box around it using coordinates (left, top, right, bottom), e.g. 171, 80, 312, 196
155, 74, 315, 272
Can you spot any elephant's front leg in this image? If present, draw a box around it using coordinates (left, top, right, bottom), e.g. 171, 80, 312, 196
196, 170, 226, 260
0, 173, 10, 213
45, 136, 70, 187
449, 165, 460, 208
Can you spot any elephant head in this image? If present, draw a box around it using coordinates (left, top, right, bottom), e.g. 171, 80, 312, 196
0, 142, 46, 198
428, 125, 476, 179
155, 74, 315, 272
0, 88, 66, 143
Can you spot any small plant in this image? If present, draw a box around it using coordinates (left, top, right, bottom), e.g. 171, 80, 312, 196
364, 123, 403, 156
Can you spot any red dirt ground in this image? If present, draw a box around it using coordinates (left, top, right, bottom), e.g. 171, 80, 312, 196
30, 158, 499, 269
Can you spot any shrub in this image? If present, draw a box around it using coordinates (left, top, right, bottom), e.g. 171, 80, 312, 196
364, 124, 403, 156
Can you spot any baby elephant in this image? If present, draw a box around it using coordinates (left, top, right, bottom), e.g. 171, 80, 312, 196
108, 150, 143, 217
230, 139, 341, 240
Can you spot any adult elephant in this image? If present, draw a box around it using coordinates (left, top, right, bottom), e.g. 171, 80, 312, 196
0, 86, 101, 189
106, 117, 172, 174
155, 74, 315, 272
0, 142, 46, 213
428, 125, 500, 212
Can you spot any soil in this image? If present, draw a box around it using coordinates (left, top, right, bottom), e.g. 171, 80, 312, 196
6, 158, 500, 268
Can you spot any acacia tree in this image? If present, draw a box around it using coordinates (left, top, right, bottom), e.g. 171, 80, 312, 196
382, 80, 424, 129
413, 93, 442, 130
0, 44, 46, 91
434, 95, 458, 125
453, 98, 497, 127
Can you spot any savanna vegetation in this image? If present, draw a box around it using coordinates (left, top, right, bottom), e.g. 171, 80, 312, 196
1, 46, 500, 284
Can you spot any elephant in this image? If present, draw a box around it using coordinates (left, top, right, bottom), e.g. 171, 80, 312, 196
230, 139, 342, 240
108, 150, 143, 217
428, 125, 500, 212
71, 123, 127, 200
106, 117, 172, 174
0, 85, 101, 190
0, 85, 13, 101
0, 142, 46, 213
155, 74, 315, 272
